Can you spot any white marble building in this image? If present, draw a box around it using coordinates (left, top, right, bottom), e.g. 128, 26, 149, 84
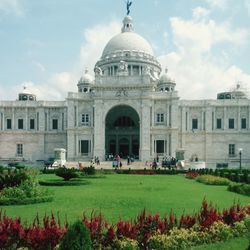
0, 16, 249, 167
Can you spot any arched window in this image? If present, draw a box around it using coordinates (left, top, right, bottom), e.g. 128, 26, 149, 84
114, 116, 135, 127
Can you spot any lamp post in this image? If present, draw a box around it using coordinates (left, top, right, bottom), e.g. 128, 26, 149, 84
238, 148, 242, 172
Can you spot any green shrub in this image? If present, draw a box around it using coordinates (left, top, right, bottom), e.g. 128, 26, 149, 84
147, 221, 247, 249
113, 238, 139, 250
82, 166, 96, 176
207, 221, 233, 242
196, 175, 231, 186
0, 177, 53, 205
245, 216, 250, 232
231, 221, 247, 237
244, 216, 250, 250
55, 167, 79, 181
148, 227, 202, 249
228, 183, 250, 196
42, 168, 56, 174
0, 169, 28, 190
59, 220, 92, 250
1, 186, 26, 199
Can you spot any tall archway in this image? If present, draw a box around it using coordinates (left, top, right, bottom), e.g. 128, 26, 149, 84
105, 105, 140, 159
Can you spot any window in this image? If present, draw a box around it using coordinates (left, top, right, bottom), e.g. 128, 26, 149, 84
156, 140, 164, 154
114, 116, 134, 127
18, 119, 23, 129
228, 119, 234, 129
82, 114, 90, 126
30, 119, 35, 130
216, 118, 222, 129
79, 140, 90, 155
52, 119, 58, 130
16, 144, 23, 156
241, 118, 247, 129
156, 113, 164, 123
228, 144, 235, 157
133, 65, 139, 75
192, 119, 198, 129
7, 119, 12, 129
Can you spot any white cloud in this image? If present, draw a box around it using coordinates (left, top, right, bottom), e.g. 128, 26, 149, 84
80, 20, 120, 74
0, 0, 24, 16
246, 0, 250, 16
205, 0, 229, 9
0, 20, 122, 101
192, 7, 210, 20
170, 17, 248, 55
16, 72, 77, 101
158, 15, 250, 100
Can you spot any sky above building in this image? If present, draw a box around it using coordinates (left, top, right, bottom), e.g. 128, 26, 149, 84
0, 0, 250, 100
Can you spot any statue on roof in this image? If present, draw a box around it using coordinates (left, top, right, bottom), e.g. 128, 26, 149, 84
126, 0, 132, 15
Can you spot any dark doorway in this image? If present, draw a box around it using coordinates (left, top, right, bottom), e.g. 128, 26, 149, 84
105, 105, 140, 159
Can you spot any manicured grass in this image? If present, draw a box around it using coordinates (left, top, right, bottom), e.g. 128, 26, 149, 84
2, 174, 250, 224
191, 236, 249, 250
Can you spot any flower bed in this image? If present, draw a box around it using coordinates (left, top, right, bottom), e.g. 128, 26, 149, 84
196, 175, 231, 186
185, 171, 199, 179
1, 199, 249, 249
189, 168, 250, 184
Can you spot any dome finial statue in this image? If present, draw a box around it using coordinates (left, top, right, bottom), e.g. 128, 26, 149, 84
126, 0, 132, 15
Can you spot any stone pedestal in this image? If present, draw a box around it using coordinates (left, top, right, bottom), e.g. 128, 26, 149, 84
54, 148, 66, 167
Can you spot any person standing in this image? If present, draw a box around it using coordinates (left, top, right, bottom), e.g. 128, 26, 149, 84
127, 155, 130, 165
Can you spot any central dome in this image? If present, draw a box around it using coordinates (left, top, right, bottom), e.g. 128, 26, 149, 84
95, 16, 161, 79
101, 16, 154, 58
102, 32, 154, 57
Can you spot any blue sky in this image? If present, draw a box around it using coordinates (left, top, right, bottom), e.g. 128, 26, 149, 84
0, 0, 250, 100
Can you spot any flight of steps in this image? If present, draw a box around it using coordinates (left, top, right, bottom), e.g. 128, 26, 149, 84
65, 160, 149, 170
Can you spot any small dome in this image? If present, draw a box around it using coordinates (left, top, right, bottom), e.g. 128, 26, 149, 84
159, 69, 173, 83
18, 86, 36, 101
160, 74, 171, 83
78, 70, 94, 85
20, 86, 32, 95
102, 16, 153, 58
217, 82, 249, 100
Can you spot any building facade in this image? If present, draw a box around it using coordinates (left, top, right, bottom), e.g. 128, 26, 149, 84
0, 16, 249, 167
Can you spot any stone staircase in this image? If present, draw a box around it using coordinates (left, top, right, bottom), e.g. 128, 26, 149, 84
65, 160, 149, 170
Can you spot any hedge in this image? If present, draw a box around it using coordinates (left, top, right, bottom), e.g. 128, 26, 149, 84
228, 183, 250, 196
39, 180, 90, 186
0, 195, 53, 205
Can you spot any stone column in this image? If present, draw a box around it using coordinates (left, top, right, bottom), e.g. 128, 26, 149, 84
223, 107, 227, 130
140, 101, 151, 161
248, 106, 250, 130
93, 100, 105, 160
205, 106, 212, 132
25, 108, 28, 130
66, 131, 75, 160
238, 106, 241, 131
67, 100, 75, 129
0, 111, 3, 130
12, 108, 15, 130
37, 108, 45, 131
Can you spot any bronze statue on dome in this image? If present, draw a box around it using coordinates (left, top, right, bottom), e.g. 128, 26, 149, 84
126, 0, 132, 15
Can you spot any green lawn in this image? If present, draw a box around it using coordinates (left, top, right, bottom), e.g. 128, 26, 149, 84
191, 236, 249, 250
2, 173, 250, 224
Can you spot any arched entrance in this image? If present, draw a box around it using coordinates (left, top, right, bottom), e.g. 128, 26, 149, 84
105, 105, 140, 159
